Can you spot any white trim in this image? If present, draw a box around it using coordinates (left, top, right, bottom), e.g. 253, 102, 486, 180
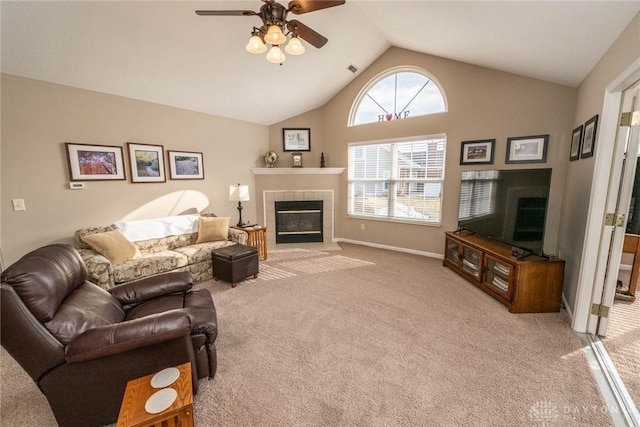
335, 237, 444, 260
572, 57, 640, 333
251, 167, 345, 175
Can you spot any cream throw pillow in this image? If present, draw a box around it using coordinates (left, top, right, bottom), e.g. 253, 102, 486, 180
196, 217, 230, 243
82, 229, 139, 265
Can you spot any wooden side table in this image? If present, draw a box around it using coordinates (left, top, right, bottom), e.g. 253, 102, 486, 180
232, 225, 268, 260
117, 362, 193, 427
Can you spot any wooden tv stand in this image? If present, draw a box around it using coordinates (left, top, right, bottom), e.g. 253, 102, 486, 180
443, 231, 565, 313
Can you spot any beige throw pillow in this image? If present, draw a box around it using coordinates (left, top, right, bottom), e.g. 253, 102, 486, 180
196, 217, 230, 243
82, 229, 138, 265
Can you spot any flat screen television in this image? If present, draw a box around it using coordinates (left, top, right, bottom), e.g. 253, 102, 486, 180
457, 168, 552, 256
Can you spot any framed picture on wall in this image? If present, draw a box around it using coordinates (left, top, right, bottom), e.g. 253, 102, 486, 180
127, 142, 166, 183
569, 125, 583, 161
460, 139, 495, 165
283, 128, 311, 152
506, 134, 549, 164
65, 142, 126, 181
168, 150, 204, 180
581, 115, 598, 158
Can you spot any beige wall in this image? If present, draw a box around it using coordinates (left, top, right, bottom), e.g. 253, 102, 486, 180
270, 47, 576, 256
559, 12, 640, 313
1, 74, 268, 265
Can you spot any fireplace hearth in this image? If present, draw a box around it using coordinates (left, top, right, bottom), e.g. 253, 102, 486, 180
275, 200, 323, 243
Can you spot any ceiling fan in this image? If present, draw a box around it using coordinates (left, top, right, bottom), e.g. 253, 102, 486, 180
196, 0, 345, 63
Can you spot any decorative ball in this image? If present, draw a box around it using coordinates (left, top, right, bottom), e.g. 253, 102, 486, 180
264, 151, 279, 168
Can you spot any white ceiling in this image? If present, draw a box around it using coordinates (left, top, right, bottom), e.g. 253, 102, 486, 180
2, 1, 639, 125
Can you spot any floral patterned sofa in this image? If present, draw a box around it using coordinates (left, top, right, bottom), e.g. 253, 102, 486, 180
75, 214, 247, 290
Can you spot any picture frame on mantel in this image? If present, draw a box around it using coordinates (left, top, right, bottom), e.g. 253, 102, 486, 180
283, 128, 311, 152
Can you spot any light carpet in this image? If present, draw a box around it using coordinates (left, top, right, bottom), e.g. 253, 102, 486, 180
1, 243, 613, 426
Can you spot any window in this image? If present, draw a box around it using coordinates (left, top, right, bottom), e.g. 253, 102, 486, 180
349, 67, 446, 127
348, 136, 446, 225
458, 170, 498, 220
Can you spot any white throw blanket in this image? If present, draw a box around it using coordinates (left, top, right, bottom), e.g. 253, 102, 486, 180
115, 214, 200, 242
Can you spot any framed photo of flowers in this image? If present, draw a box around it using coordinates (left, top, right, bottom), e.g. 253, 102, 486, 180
127, 142, 166, 183
65, 142, 126, 181
168, 150, 204, 180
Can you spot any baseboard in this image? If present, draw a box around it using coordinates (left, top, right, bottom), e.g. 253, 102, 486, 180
562, 292, 573, 321
333, 238, 444, 260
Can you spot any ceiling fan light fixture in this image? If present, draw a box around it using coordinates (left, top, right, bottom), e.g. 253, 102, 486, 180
285, 36, 305, 55
265, 24, 286, 45
246, 34, 267, 53
266, 45, 286, 64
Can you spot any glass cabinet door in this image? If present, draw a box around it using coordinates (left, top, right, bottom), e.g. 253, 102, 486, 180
461, 246, 482, 280
484, 256, 513, 301
445, 237, 462, 267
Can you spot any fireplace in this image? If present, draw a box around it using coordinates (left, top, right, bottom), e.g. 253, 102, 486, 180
275, 200, 323, 243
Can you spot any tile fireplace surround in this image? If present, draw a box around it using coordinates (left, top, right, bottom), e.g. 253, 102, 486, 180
263, 190, 334, 247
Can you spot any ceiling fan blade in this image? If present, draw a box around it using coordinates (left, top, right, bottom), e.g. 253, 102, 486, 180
195, 10, 257, 17
287, 0, 345, 14
287, 20, 327, 49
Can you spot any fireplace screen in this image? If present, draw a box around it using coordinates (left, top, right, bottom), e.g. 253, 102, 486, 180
275, 200, 323, 243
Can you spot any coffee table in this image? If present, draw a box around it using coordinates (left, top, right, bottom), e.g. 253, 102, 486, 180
117, 362, 193, 427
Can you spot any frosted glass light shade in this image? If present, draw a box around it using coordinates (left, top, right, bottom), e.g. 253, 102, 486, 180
229, 184, 250, 202
264, 25, 286, 45
245, 35, 266, 53
266, 45, 286, 64
285, 36, 305, 55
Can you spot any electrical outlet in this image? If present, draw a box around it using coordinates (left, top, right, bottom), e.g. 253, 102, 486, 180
360, 223, 365, 231
12, 199, 26, 211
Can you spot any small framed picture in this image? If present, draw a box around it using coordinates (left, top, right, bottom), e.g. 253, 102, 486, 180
65, 142, 126, 181
581, 115, 599, 158
460, 139, 495, 165
570, 125, 583, 161
283, 128, 311, 152
168, 150, 204, 180
127, 142, 166, 183
506, 134, 549, 164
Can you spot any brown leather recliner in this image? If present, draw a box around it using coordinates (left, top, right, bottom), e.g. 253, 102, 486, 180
1, 244, 218, 427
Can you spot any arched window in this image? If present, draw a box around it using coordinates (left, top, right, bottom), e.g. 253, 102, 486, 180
349, 67, 446, 127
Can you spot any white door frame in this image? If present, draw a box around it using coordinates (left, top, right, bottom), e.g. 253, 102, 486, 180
572, 57, 640, 333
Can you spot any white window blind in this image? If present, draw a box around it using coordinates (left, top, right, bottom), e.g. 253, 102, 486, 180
458, 170, 498, 220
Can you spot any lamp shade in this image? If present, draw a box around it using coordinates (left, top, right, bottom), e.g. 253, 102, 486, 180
264, 24, 286, 45
266, 45, 286, 64
245, 34, 267, 54
285, 36, 305, 55
229, 184, 250, 202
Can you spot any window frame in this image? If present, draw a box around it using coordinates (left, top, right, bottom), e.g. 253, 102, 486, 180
347, 134, 447, 226
348, 66, 448, 127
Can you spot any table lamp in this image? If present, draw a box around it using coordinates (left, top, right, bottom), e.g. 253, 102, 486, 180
229, 183, 250, 226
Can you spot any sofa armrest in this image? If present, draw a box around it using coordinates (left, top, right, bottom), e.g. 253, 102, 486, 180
109, 271, 193, 306
77, 248, 115, 290
65, 309, 191, 363
228, 228, 248, 245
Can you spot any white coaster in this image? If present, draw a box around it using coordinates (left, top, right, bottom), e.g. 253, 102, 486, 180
145, 388, 177, 414
150, 367, 180, 389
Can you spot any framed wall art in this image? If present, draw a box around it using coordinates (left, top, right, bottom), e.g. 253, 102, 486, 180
127, 142, 166, 183
283, 128, 311, 152
569, 125, 583, 161
168, 150, 204, 180
581, 114, 598, 158
460, 139, 495, 165
65, 142, 126, 181
506, 134, 549, 164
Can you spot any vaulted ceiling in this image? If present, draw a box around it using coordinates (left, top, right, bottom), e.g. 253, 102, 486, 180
2, 1, 638, 125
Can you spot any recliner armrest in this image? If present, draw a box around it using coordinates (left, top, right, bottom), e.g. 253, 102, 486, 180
65, 309, 191, 363
109, 271, 193, 305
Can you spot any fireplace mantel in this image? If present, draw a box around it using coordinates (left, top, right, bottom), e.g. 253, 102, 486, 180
251, 167, 345, 175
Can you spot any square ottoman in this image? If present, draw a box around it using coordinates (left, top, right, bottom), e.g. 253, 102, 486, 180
212, 244, 259, 288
